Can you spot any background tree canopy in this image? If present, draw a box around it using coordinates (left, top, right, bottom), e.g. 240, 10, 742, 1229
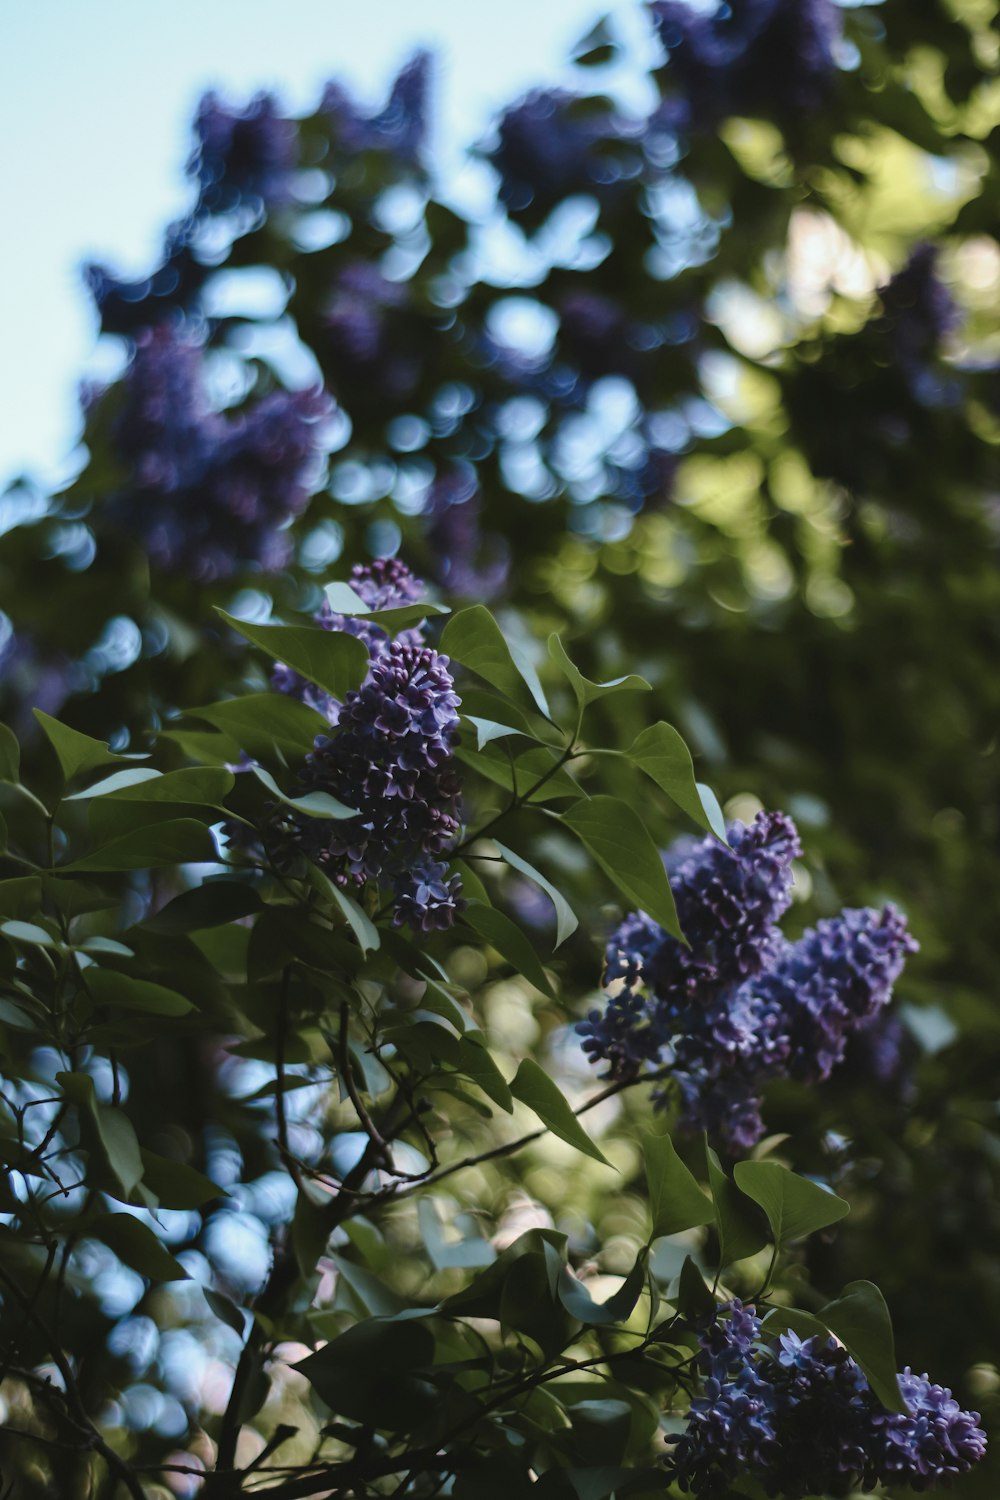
0, 0, 999, 1495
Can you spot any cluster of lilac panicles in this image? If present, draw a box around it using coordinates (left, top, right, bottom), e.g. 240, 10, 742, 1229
666, 1302, 987, 1497
188, 90, 298, 215
272, 558, 426, 717
651, 0, 842, 133
423, 471, 510, 602
106, 326, 329, 580
579, 811, 918, 1149
322, 51, 430, 168
295, 640, 464, 931
487, 88, 644, 224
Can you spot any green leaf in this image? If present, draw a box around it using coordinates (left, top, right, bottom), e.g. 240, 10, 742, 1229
441, 606, 549, 717
493, 841, 578, 948
86, 970, 194, 1017
0, 919, 61, 949
733, 1161, 850, 1248
454, 1033, 513, 1112
676, 1254, 717, 1321
0, 878, 42, 919
557, 1249, 648, 1326
218, 610, 369, 702
560, 796, 683, 940
204, 1288, 247, 1336
140, 1151, 225, 1208
626, 723, 726, 840
95, 1106, 144, 1198
463, 901, 555, 999
142, 881, 263, 935
297, 1318, 437, 1427
0, 724, 20, 782
324, 581, 448, 634
94, 1213, 189, 1281
821, 1281, 905, 1413
465, 716, 528, 750
548, 635, 650, 710
85, 767, 235, 805
456, 743, 583, 803
510, 1059, 612, 1168
642, 1133, 715, 1240
308, 864, 380, 954
33, 711, 137, 783
187, 695, 327, 763
706, 1145, 769, 1266
252, 764, 356, 820
59, 819, 217, 872
65, 768, 163, 799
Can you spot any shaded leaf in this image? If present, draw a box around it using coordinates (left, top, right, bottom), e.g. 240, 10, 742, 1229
733, 1161, 850, 1248
560, 796, 682, 940
626, 723, 726, 840
494, 840, 578, 948
643, 1133, 715, 1240
60, 819, 216, 872
510, 1059, 612, 1167
218, 610, 369, 702
94, 1213, 189, 1281
463, 901, 555, 998
549, 635, 650, 710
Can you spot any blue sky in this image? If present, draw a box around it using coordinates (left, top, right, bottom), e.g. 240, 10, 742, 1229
0, 0, 628, 491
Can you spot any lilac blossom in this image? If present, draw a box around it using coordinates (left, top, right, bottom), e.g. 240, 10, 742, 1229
103, 326, 329, 580
667, 1302, 986, 1497
579, 811, 917, 1149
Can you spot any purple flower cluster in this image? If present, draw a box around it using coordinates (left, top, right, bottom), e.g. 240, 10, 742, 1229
667, 1302, 987, 1497
652, 0, 842, 133
189, 90, 298, 215
579, 811, 917, 1148
104, 326, 329, 580
271, 560, 464, 930
322, 51, 430, 168
487, 88, 644, 225
297, 640, 464, 931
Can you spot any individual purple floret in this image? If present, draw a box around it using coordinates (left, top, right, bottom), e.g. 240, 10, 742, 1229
104, 326, 329, 580
189, 90, 298, 214
487, 88, 644, 224
322, 51, 431, 167
666, 1303, 987, 1497
579, 811, 918, 1149
651, 0, 842, 134
291, 640, 464, 931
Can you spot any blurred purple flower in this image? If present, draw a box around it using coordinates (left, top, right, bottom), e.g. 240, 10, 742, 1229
652, 0, 842, 133
104, 326, 329, 580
